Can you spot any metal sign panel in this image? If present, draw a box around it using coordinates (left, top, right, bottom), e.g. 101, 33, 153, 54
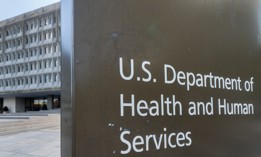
61, 0, 261, 156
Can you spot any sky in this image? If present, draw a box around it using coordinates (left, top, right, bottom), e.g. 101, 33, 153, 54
0, 0, 60, 21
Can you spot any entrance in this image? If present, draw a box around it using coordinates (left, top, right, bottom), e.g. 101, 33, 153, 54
25, 96, 60, 111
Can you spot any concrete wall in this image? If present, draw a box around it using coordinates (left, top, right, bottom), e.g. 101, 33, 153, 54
3, 97, 16, 113
16, 98, 25, 113
47, 96, 54, 110
3, 97, 25, 113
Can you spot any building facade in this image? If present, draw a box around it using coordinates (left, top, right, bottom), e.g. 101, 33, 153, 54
0, 3, 61, 113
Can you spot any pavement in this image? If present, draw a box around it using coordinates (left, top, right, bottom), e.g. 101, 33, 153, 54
0, 120, 60, 157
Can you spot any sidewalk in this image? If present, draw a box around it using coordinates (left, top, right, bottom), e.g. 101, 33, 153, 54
0, 124, 60, 157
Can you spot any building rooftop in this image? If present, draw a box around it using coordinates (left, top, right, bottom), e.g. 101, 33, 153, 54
0, 2, 60, 27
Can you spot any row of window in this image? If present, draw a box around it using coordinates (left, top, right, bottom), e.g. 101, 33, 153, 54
0, 43, 60, 62
1, 29, 58, 51
0, 58, 60, 75
0, 13, 59, 39
25, 29, 57, 44
25, 14, 58, 32
3, 38, 22, 49
1, 25, 22, 38
0, 73, 60, 87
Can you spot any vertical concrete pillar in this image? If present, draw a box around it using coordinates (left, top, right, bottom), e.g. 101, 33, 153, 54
0, 98, 3, 109
47, 95, 53, 110
3, 97, 16, 113
15, 98, 25, 112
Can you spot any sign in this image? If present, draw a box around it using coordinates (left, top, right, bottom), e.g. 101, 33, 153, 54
61, 0, 261, 156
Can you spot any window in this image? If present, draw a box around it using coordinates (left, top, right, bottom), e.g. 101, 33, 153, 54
30, 63, 33, 70
33, 63, 36, 70
18, 39, 21, 46
25, 78, 28, 85
44, 60, 47, 68
43, 47, 46, 54
43, 75, 47, 83
39, 76, 42, 83
49, 60, 52, 67
32, 77, 36, 84
48, 16, 52, 25
53, 44, 57, 52
34, 34, 37, 42
39, 33, 42, 41
25, 37, 29, 44
11, 66, 15, 73
50, 46, 53, 53
54, 74, 57, 82
12, 40, 15, 48
26, 51, 28, 58
13, 27, 17, 34
54, 59, 57, 67
46, 46, 49, 53
42, 19, 45, 27
45, 32, 48, 40
6, 30, 9, 36
45, 47, 48, 54
6, 68, 9, 74
18, 66, 21, 72
5, 80, 9, 87
34, 48, 37, 56
34, 21, 37, 28
49, 32, 52, 39
53, 15, 56, 24
39, 48, 42, 55
17, 52, 20, 59
5, 42, 9, 49
26, 24, 29, 31
5, 55, 9, 61
30, 50, 33, 57
48, 74, 52, 82
25, 64, 28, 71
30, 36, 33, 43
12, 54, 15, 60
39, 19, 42, 27
45, 75, 48, 82
17, 26, 21, 33
53, 30, 56, 38
43, 32, 46, 40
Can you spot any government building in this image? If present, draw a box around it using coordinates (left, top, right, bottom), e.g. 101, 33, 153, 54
0, 2, 61, 113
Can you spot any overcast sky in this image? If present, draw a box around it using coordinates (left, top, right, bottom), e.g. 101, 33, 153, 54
0, 0, 60, 21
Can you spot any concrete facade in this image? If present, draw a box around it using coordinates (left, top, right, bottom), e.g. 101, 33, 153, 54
0, 3, 61, 113
3, 97, 25, 113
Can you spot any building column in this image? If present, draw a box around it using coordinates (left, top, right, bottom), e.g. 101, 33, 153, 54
3, 97, 25, 113
16, 97, 26, 112
47, 95, 54, 110
3, 97, 16, 113
0, 98, 3, 113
